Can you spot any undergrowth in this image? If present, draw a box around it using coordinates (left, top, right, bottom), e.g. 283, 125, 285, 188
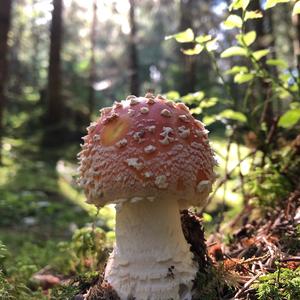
0, 225, 109, 300
254, 267, 300, 300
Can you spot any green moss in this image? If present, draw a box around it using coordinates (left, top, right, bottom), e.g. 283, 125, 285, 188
52, 227, 109, 275
50, 271, 100, 300
193, 266, 220, 299
192, 263, 236, 300
254, 267, 300, 300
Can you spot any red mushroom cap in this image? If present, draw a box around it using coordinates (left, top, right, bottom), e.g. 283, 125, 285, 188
78, 93, 216, 208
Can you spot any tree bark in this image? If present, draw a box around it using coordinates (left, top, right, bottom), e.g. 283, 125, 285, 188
248, 0, 273, 131
31, 0, 40, 88
88, 0, 97, 118
0, 0, 13, 164
46, 0, 63, 127
178, 0, 197, 95
128, 0, 140, 96
293, 14, 300, 75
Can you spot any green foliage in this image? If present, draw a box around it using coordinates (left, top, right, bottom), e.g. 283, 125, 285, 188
193, 266, 220, 300
265, 0, 290, 10
223, 15, 243, 29
0, 157, 91, 231
194, 263, 240, 300
195, 34, 213, 44
182, 91, 205, 104
182, 44, 204, 56
234, 72, 254, 84
278, 109, 300, 129
246, 162, 292, 208
50, 272, 99, 300
0, 269, 46, 300
229, 0, 250, 11
53, 227, 108, 274
165, 28, 194, 43
49, 228, 108, 298
266, 59, 288, 69
51, 283, 81, 300
168, 0, 300, 147
254, 267, 300, 300
0, 226, 108, 300
225, 65, 248, 75
221, 46, 247, 58
219, 109, 247, 123
3, 240, 59, 284
0, 241, 9, 266
252, 49, 270, 61
236, 31, 256, 46
0, 140, 113, 299
0, 137, 116, 236
0, 241, 47, 300
244, 10, 263, 20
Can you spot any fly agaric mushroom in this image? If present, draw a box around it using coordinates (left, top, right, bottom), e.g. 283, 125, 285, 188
78, 93, 216, 300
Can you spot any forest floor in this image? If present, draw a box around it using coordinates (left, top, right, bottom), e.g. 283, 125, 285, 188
0, 136, 115, 299
0, 136, 299, 299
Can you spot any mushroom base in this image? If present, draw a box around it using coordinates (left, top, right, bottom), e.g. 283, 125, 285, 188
104, 197, 198, 300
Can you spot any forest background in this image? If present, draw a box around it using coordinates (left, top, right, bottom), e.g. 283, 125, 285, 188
0, 0, 300, 299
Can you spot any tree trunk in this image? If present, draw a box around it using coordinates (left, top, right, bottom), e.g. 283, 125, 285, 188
45, 0, 63, 128
9, 0, 25, 97
293, 14, 300, 75
178, 0, 197, 95
0, 0, 12, 164
266, 8, 282, 114
88, 0, 97, 118
248, 0, 273, 131
128, 0, 139, 96
31, 0, 40, 88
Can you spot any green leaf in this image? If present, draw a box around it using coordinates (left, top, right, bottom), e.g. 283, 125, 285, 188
225, 65, 248, 75
165, 28, 194, 43
242, 0, 250, 9
219, 109, 247, 122
290, 84, 299, 92
203, 115, 217, 126
190, 107, 202, 115
265, 0, 290, 10
234, 73, 254, 84
278, 109, 300, 128
252, 49, 270, 60
200, 97, 218, 108
75, 59, 89, 72
221, 46, 247, 58
290, 102, 300, 109
243, 31, 257, 46
181, 44, 204, 55
182, 91, 205, 104
245, 10, 263, 20
165, 90, 180, 100
229, 0, 250, 11
223, 15, 243, 29
292, 1, 300, 15
203, 212, 213, 222
195, 35, 212, 44
279, 73, 290, 84
277, 87, 290, 100
266, 59, 288, 69
237, 31, 256, 46
206, 38, 218, 51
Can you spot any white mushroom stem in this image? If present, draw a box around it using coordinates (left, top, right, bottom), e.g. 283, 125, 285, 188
104, 197, 198, 300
